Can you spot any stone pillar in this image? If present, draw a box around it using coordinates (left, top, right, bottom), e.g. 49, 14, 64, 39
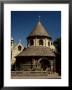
53, 59, 56, 72
43, 39, 45, 46
45, 39, 46, 47
36, 61, 41, 71
32, 58, 36, 70
35, 39, 36, 46
35, 38, 39, 46
50, 60, 54, 73
34, 39, 35, 46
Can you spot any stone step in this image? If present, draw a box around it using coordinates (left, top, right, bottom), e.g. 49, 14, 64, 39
11, 71, 58, 76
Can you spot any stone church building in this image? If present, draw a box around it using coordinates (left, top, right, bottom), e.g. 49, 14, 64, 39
12, 21, 57, 73
11, 38, 24, 70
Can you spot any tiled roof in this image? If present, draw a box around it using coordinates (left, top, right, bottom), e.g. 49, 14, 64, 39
16, 46, 55, 57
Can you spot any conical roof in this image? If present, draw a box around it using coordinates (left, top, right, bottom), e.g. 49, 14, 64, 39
27, 21, 50, 38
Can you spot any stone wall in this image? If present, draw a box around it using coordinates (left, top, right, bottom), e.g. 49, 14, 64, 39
28, 37, 56, 51
11, 43, 24, 64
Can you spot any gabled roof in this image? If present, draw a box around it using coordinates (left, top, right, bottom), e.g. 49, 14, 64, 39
16, 46, 55, 57
27, 21, 50, 38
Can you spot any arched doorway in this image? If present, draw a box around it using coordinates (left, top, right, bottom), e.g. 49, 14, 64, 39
38, 58, 50, 71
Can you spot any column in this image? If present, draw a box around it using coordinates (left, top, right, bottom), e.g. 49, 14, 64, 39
33, 39, 35, 46
53, 58, 56, 72
32, 58, 36, 70
35, 38, 39, 46
45, 39, 46, 47
50, 60, 54, 73
36, 60, 41, 71
35, 38, 37, 46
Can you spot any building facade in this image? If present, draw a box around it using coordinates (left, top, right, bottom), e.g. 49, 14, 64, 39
11, 38, 24, 70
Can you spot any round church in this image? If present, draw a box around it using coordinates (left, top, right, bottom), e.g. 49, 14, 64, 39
15, 21, 56, 73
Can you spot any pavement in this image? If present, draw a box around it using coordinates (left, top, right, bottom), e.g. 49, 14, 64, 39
11, 71, 61, 79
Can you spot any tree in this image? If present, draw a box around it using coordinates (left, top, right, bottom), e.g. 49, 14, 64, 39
54, 37, 61, 75
54, 37, 61, 53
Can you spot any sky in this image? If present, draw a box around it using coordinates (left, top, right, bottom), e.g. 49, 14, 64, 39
11, 11, 61, 47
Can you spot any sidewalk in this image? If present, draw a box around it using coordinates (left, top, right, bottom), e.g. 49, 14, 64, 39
11, 71, 61, 79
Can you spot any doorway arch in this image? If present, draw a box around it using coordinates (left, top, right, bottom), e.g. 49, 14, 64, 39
38, 58, 50, 71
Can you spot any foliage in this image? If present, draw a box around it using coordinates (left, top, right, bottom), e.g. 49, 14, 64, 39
54, 37, 61, 53
54, 37, 61, 75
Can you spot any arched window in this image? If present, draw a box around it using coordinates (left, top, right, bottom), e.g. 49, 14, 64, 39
18, 46, 22, 51
30, 40, 33, 45
39, 39, 43, 45
48, 42, 50, 46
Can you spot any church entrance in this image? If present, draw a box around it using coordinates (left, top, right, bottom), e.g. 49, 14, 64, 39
39, 58, 50, 71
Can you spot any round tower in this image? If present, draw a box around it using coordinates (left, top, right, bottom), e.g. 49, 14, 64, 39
27, 21, 53, 48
